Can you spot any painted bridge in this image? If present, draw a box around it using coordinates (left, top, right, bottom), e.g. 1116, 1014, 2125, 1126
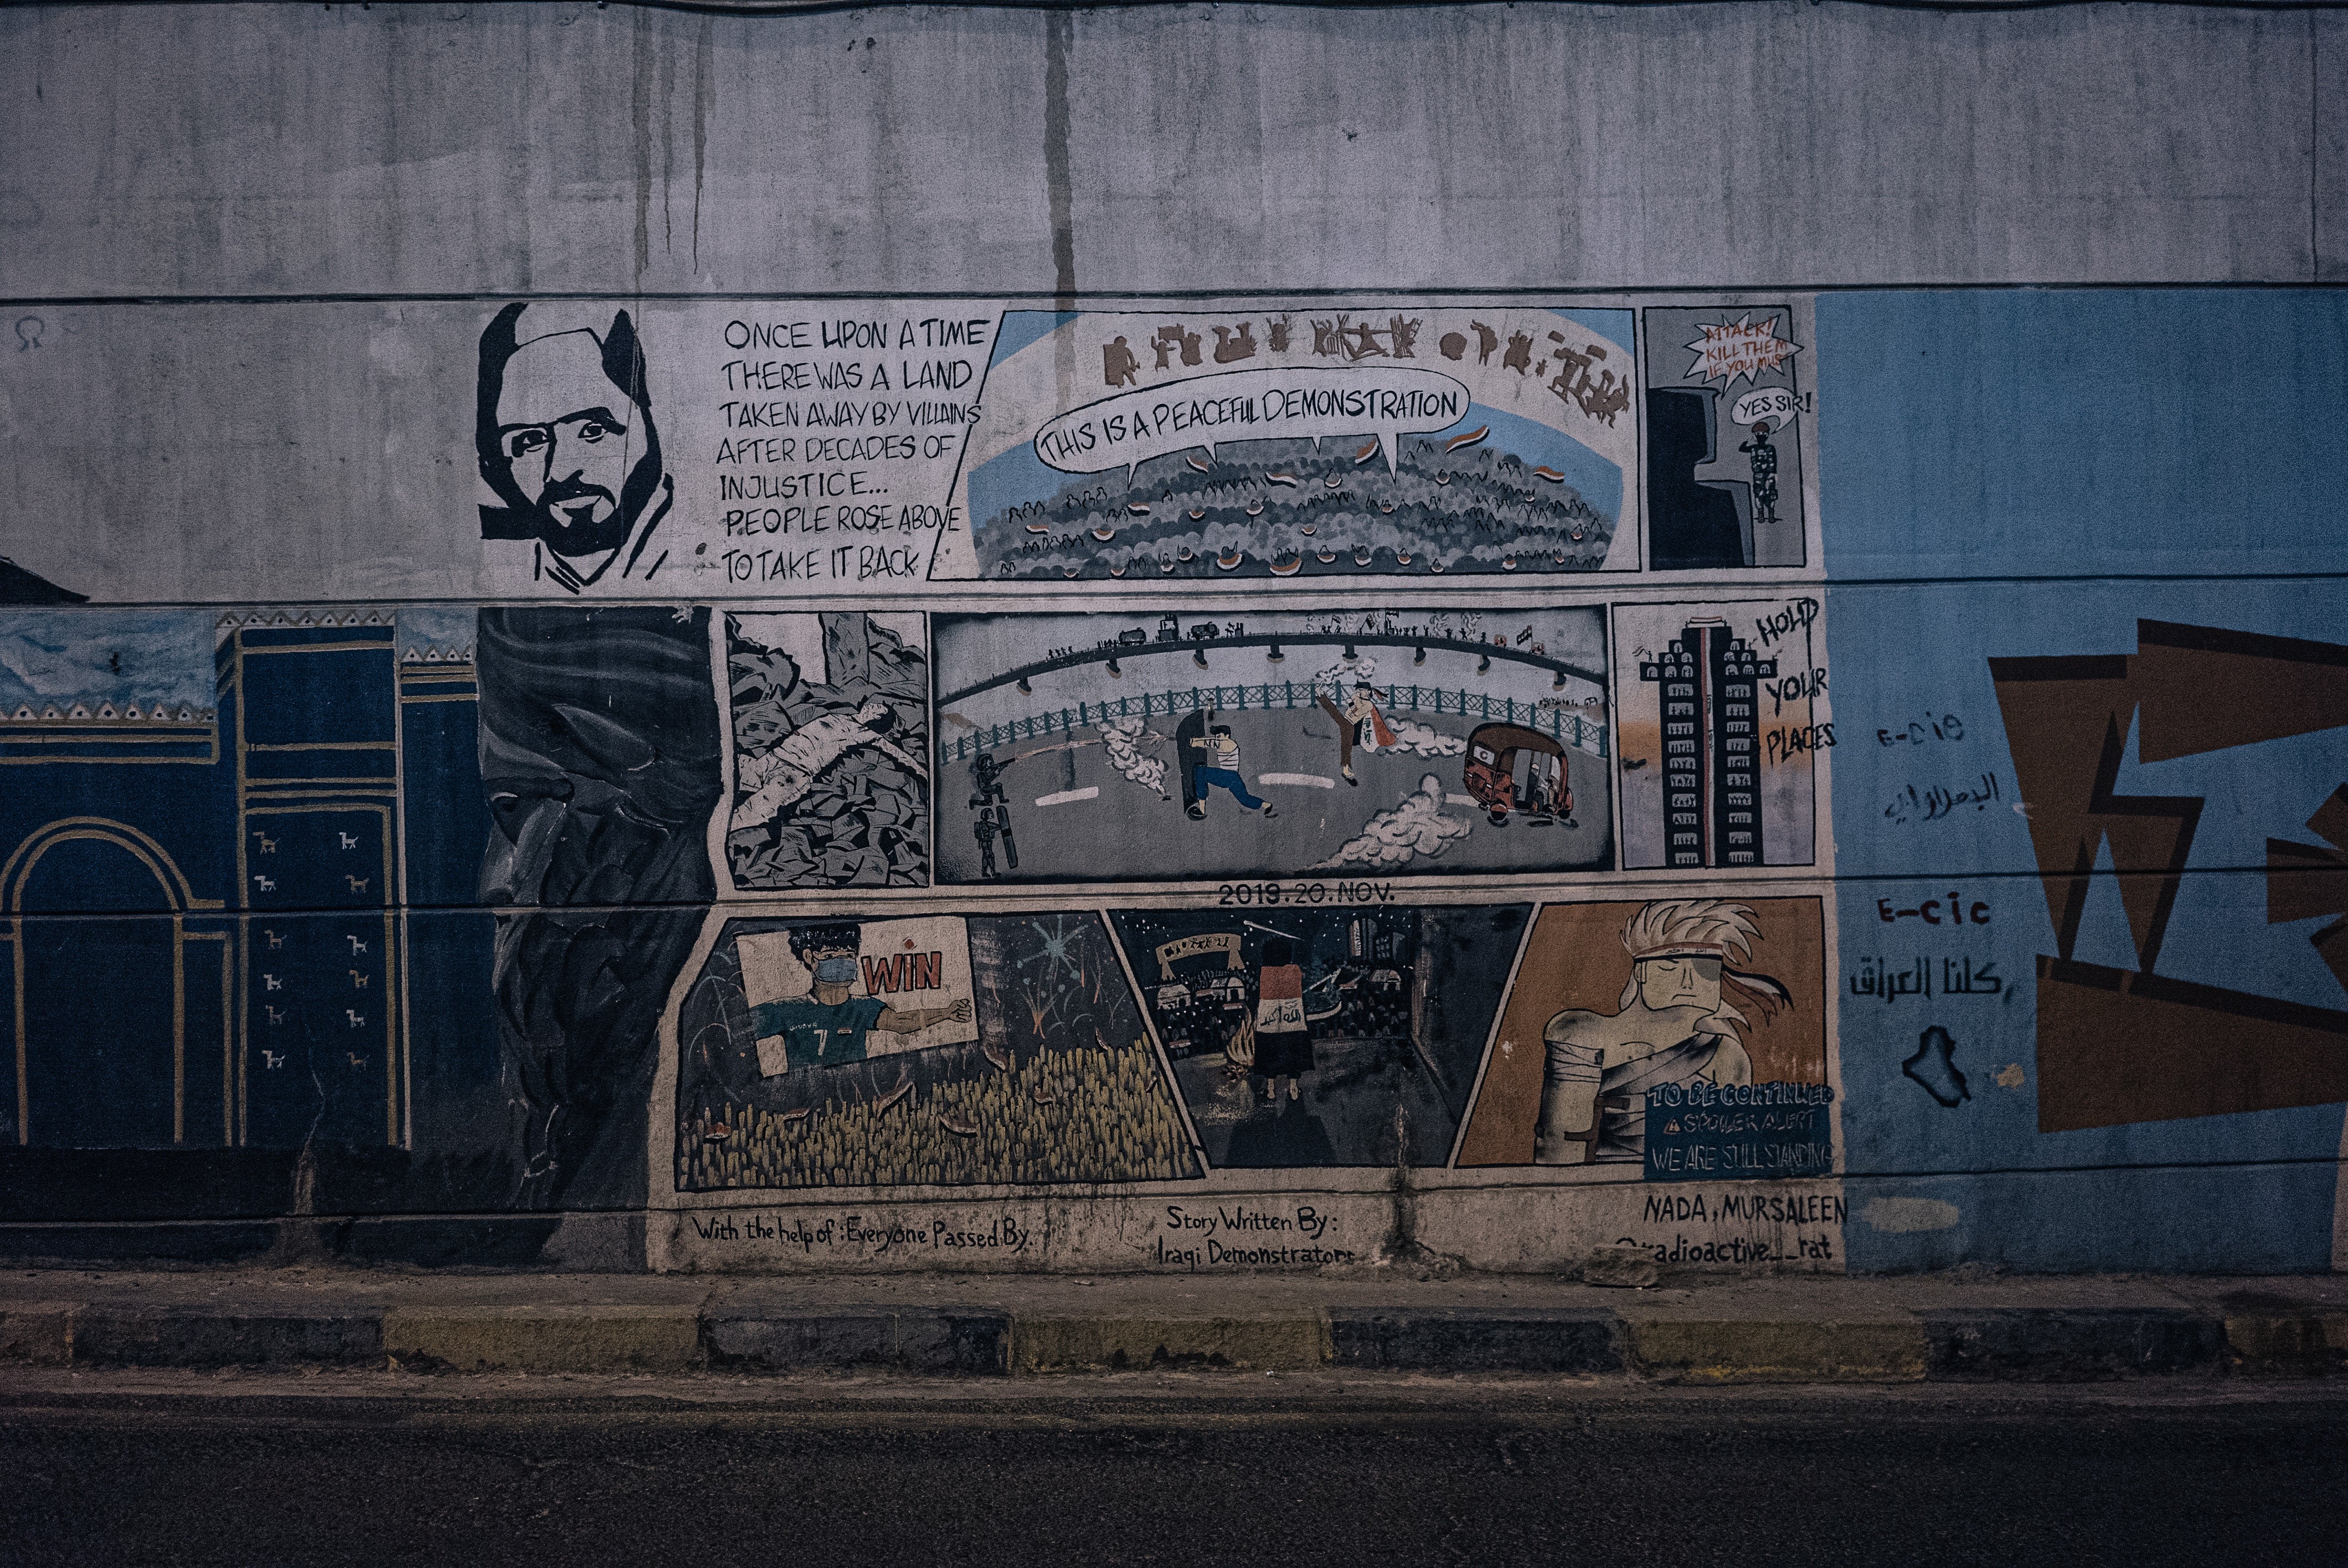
937, 631, 1607, 706
941, 681, 1610, 763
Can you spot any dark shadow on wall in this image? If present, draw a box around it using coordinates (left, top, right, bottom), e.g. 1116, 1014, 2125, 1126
0, 557, 86, 604
1645, 388, 1746, 571
477, 605, 723, 1211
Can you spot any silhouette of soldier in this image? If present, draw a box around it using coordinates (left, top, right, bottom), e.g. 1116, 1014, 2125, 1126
1739, 421, 1780, 529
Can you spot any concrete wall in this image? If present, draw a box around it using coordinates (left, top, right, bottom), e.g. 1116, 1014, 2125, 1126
1, 2, 2343, 1275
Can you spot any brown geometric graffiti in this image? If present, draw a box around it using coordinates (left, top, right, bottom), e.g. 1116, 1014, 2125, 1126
2036, 955, 2348, 1132
1989, 621, 2348, 1132
2134, 621, 2348, 763
1986, 652, 2201, 969
2267, 782, 2348, 995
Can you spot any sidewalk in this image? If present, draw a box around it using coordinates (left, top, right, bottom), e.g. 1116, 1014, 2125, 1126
1, 1267, 2342, 1384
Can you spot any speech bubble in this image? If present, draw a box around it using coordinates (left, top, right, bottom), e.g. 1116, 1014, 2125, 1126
1032, 365, 1471, 476
1729, 386, 1800, 432
1683, 314, 1802, 388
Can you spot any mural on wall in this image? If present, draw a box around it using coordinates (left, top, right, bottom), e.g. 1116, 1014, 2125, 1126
1108, 904, 1527, 1168
1456, 898, 1828, 1175
932, 608, 1613, 883
1614, 598, 1821, 869
929, 308, 1639, 583
1990, 619, 2348, 1131
23, 281, 2347, 1279
2, 608, 233, 1152
478, 303, 676, 594
674, 911, 1199, 1189
722, 611, 930, 890
0, 606, 498, 1194
477, 605, 723, 1207
1640, 306, 1807, 571
13, 297, 1835, 610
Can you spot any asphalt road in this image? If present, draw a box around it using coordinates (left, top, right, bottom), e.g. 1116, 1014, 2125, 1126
6, 1375, 2345, 1566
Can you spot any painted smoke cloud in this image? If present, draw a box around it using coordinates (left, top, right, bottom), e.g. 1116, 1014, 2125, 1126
1098, 716, 1170, 796
1381, 716, 1467, 760
1314, 773, 1474, 869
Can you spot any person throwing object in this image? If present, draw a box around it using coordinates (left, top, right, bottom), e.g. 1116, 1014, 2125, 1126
1186, 723, 1276, 820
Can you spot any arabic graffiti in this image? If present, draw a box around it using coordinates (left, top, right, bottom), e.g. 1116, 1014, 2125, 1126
1881, 771, 2004, 826
1849, 955, 2005, 1004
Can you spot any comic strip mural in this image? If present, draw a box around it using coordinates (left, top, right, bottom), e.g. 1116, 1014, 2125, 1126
1641, 306, 1808, 572
721, 611, 930, 890
4, 282, 2346, 1276
1613, 598, 1823, 869
1108, 904, 1529, 1168
1456, 898, 1828, 1176
934, 608, 1613, 884
673, 911, 1199, 1189
932, 308, 1636, 583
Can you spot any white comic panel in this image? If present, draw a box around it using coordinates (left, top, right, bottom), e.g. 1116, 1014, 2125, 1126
1611, 597, 1825, 870
934, 607, 1614, 884
933, 307, 1639, 585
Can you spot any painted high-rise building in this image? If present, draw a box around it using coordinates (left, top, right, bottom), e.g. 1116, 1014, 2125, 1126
1638, 618, 1776, 868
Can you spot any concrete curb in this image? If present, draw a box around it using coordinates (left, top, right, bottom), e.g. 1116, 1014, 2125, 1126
1330, 1307, 1623, 1373
2225, 1311, 2348, 1377
0, 1296, 2342, 1382
1920, 1308, 2226, 1383
1011, 1314, 1332, 1373
383, 1306, 702, 1374
75, 1307, 385, 1369
1626, 1318, 1927, 1385
704, 1307, 1011, 1375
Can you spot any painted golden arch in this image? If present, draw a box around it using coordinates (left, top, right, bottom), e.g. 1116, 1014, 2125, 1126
0, 817, 223, 914
2, 817, 229, 1148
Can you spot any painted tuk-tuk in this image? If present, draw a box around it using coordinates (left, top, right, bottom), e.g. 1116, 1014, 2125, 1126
1463, 723, 1575, 826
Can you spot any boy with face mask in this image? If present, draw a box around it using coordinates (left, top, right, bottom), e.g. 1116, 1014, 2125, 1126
745, 922, 970, 1070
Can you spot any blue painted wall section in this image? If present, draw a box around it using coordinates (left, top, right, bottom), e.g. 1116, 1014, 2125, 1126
0, 610, 507, 1226
1822, 291, 2348, 1270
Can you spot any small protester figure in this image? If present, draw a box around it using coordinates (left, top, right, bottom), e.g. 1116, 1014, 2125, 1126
1186, 723, 1276, 821
1249, 936, 1314, 1105
1103, 336, 1140, 389
967, 752, 1016, 879
1739, 421, 1780, 529
1314, 679, 1397, 786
